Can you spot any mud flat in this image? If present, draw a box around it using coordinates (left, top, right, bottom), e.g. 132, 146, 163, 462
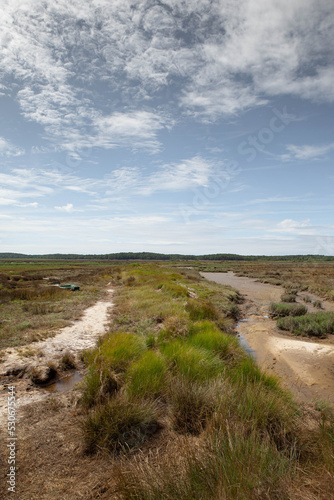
201, 272, 334, 405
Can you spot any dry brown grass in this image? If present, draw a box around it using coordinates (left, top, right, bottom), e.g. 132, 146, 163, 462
0, 262, 120, 349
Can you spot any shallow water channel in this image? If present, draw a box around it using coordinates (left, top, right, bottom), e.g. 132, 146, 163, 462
235, 320, 256, 358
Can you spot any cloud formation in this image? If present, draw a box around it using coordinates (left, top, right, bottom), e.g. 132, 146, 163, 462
0, 0, 333, 149
0, 137, 24, 157
284, 142, 334, 160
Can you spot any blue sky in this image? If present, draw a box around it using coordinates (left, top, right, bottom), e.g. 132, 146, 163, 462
0, 0, 334, 255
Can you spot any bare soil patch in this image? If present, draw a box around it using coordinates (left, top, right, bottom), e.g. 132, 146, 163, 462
201, 272, 334, 405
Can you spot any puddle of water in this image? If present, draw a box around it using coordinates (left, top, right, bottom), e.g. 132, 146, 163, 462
236, 332, 256, 359
44, 371, 83, 393
263, 315, 269, 319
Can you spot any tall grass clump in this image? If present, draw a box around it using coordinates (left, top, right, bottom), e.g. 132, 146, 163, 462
185, 298, 218, 321
161, 340, 224, 382
81, 333, 147, 406
269, 302, 307, 318
94, 332, 147, 372
81, 365, 122, 407
188, 320, 241, 360
160, 281, 189, 298
158, 314, 189, 341
227, 356, 280, 392
277, 311, 334, 338
166, 377, 220, 435
82, 392, 161, 454
126, 351, 167, 398
115, 426, 293, 500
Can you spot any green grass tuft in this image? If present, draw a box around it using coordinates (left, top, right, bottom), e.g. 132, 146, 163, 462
95, 332, 147, 372
126, 350, 167, 398
187, 320, 240, 359
161, 340, 224, 382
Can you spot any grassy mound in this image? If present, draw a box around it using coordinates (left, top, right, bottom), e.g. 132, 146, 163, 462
277, 311, 334, 338
269, 302, 307, 318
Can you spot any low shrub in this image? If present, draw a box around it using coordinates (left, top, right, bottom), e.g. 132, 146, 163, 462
269, 302, 307, 318
280, 293, 296, 303
313, 299, 323, 309
277, 311, 334, 338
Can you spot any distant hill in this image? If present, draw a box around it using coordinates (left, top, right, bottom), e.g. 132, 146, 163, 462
0, 252, 333, 261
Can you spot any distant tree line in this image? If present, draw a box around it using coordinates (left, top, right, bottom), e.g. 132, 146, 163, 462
0, 252, 334, 261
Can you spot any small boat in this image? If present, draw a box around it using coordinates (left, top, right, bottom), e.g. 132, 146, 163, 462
59, 284, 80, 291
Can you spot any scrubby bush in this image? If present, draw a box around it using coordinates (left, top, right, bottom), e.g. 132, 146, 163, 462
280, 293, 296, 303
269, 302, 307, 318
277, 311, 334, 338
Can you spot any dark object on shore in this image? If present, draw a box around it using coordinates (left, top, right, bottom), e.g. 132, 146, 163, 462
59, 284, 80, 291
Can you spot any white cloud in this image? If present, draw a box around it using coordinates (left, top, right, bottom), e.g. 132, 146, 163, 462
283, 142, 334, 160
55, 203, 75, 213
0, 137, 24, 157
138, 156, 219, 195
0, 0, 333, 138
93, 111, 168, 152
273, 218, 315, 235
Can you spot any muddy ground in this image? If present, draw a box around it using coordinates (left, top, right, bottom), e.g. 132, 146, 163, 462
202, 272, 334, 405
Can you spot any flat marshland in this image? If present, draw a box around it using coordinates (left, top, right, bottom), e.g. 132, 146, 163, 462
0, 261, 113, 349
0, 260, 333, 499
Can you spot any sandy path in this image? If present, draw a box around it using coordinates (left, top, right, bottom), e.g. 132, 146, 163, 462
201, 272, 334, 404
0, 288, 114, 376
0, 288, 114, 425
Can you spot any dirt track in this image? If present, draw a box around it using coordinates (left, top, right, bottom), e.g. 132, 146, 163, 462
201, 272, 334, 405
